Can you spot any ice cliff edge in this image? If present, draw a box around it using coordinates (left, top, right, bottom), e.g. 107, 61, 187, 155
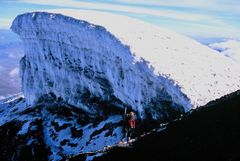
11, 10, 240, 118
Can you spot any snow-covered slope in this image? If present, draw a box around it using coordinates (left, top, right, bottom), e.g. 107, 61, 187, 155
11, 10, 240, 118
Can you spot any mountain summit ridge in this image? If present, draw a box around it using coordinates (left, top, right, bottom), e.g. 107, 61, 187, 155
11, 10, 240, 118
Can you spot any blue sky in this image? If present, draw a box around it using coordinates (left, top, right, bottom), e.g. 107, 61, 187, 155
0, 0, 240, 38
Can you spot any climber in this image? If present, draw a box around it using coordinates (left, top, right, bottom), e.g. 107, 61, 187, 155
127, 112, 136, 142
120, 111, 136, 144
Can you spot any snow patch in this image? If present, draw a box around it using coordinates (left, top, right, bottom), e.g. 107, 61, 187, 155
18, 120, 32, 135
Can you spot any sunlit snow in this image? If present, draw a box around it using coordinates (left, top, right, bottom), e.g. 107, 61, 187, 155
11, 10, 240, 117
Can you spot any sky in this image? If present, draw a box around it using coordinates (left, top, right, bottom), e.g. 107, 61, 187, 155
0, 0, 240, 38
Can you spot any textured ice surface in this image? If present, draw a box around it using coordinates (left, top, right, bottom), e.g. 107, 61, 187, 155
11, 10, 240, 118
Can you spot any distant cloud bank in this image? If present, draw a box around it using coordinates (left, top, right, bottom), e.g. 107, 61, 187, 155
11, 0, 240, 38
209, 39, 240, 64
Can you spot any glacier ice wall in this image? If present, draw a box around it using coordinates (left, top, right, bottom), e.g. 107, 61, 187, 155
11, 10, 240, 118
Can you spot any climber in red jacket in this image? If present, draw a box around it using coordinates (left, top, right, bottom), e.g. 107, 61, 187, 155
120, 111, 136, 144
127, 111, 136, 143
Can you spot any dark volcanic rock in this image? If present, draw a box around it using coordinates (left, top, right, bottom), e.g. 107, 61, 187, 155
0, 119, 50, 161
94, 90, 240, 161
0, 97, 124, 161
1, 90, 240, 161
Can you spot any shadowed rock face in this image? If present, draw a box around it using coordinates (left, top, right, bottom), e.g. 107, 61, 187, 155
0, 119, 50, 161
91, 90, 240, 161
0, 91, 239, 161
0, 96, 126, 161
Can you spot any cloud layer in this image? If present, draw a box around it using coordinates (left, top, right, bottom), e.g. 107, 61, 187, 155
0, 30, 23, 97
19, 0, 211, 21
209, 39, 240, 64
16, 0, 240, 38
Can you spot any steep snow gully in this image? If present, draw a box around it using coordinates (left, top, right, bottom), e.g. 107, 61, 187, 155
11, 10, 240, 119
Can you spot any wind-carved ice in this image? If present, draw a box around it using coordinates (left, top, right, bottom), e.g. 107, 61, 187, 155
11, 10, 240, 119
